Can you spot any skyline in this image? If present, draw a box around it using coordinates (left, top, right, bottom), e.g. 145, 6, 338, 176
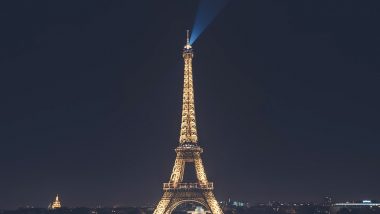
3, 194, 376, 209
2, 195, 379, 210
1, 0, 380, 209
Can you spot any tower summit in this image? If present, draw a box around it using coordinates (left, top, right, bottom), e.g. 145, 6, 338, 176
153, 31, 223, 214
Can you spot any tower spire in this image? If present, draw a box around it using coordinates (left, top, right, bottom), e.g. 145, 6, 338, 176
186, 29, 190, 45
180, 30, 197, 144
184, 29, 192, 50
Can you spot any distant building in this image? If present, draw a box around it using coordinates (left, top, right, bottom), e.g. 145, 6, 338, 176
334, 200, 380, 207
331, 200, 380, 214
49, 194, 62, 209
220, 198, 249, 208
323, 197, 333, 206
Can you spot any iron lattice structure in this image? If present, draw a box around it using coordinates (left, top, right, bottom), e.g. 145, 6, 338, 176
153, 31, 223, 214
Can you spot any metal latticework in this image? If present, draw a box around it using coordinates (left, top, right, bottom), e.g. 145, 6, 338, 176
179, 33, 198, 144
153, 32, 223, 214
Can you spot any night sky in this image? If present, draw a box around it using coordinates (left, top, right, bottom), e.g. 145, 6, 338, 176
1, 0, 380, 209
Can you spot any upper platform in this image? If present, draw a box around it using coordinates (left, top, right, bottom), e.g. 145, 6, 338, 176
163, 182, 214, 191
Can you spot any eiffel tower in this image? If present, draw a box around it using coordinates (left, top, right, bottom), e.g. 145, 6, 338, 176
153, 31, 223, 214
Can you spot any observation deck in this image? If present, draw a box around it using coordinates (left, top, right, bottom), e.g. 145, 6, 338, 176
175, 144, 204, 162
175, 143, 203, 153
163, 182, 214, 191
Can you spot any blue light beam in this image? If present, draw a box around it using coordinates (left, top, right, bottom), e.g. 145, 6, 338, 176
190, 0, 229, 45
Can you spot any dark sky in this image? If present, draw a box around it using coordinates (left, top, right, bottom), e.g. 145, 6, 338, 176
1, 0, 380, 209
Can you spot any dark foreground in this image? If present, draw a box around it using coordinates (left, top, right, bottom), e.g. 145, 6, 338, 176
1, 204, 380, 214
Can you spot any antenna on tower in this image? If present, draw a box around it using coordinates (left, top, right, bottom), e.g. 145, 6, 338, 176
184, 30, 192, 49
186, 30, 190, 45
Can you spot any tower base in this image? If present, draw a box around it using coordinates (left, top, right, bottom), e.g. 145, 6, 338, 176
154, 188, 223, 214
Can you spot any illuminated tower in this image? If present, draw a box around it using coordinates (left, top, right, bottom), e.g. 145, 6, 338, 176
50, 194, 61, 209
153, 31, 223, 214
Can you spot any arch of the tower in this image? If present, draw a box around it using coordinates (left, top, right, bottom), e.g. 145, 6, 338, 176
166, 199, 210, 214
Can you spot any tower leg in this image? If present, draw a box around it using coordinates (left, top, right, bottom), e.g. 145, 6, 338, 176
153, 192, 173, 214
204, 191, 224, 214
194, 153, 208, 184
169, 156, 185, 184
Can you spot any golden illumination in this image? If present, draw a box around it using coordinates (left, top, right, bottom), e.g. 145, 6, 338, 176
153, 31, 223, 214
50, 194, 61, 209
180, 29, 197, 144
